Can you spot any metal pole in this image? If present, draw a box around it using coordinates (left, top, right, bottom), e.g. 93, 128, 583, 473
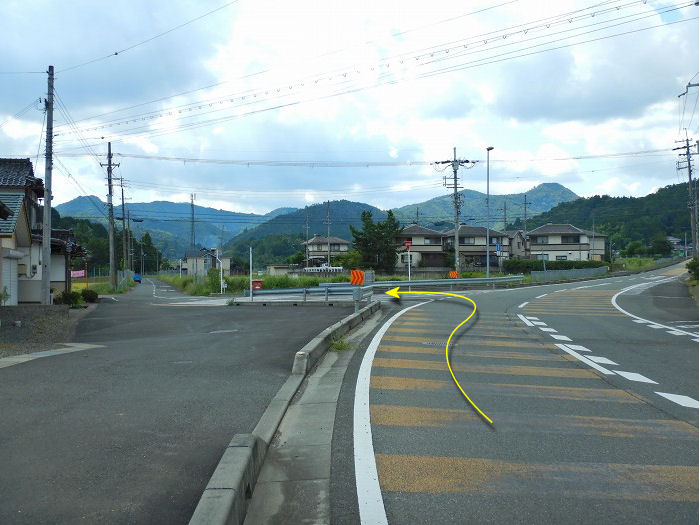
106, 142, 118, 290
41, 65, 54, 304
249, 246, 253, 302
486, 146, 494, 279
217, 248, 223, 294
120, 179, 127, 270
407, 250, 411, 291
452, 147, 460, 274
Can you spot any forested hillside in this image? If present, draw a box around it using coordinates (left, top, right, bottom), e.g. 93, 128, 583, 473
507, 182, 695, 249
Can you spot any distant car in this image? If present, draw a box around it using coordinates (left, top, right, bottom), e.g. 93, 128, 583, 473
133, 274, 142, 283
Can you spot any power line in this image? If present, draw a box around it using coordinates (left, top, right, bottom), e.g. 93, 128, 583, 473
53, 1, 661, 139
57, 1, 240, 73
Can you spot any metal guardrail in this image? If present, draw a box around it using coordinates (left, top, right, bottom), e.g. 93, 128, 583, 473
320, 275, 524, 288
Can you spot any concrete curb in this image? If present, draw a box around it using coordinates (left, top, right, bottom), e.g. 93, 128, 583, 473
188, 300, 382, 525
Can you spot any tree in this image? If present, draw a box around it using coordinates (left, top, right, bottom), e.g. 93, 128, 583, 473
649, 236, 672, 256
350, 210, 401, 273
287, 251, 304, 265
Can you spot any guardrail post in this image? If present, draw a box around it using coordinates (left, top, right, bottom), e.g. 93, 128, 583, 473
325, 286, 329, 302
353, 287, 360, 313
303, 288, 307, 302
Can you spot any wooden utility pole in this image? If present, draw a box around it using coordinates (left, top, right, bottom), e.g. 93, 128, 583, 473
674, 136, 698, 256
325, 201, 331, 265
41, 65, 54, 304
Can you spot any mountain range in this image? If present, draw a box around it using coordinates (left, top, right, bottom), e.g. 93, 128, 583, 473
56, 182, 579, 258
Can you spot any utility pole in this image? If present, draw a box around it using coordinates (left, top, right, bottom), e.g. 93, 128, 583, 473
486, 146, 494, 279
127, 210, 132, 271
674, 135, 698, 256
435, 148, 475, 273
41, 65, 54, 305
101, 142, 118, 290
120, 177, 127, 271
190, 193, 196, 249
305, 206, 310, 267
325, 201, 331, 265
591, 214, 595, 261
503, 199, 507, 229
415, 208, 420, 225
523, 194, 528, 257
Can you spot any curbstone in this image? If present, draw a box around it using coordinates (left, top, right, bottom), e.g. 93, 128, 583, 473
188, 300, 381, 525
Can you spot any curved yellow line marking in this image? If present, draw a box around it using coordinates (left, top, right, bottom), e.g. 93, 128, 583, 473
385, 287, 493, 424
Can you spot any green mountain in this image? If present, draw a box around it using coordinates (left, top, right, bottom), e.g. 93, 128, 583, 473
222, 200, 387, 265
506, 182, 695, 249
55, 196, 294, 258
392, 182, 579, 231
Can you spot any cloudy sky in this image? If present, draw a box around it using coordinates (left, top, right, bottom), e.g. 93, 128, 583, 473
0, 0, 698, 219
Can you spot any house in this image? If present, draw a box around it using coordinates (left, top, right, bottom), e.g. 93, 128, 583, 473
302, 235, 350, 265
526, 223, 607, 261
0, 193, 27, 305
0, 158, 84, 304
181, 249, 231, 277
442, 225, 511, 268
505, 230, 527, 258
394, 224, 446, 268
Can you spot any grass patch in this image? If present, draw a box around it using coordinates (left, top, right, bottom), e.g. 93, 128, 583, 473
329, 337, 352, 351
611, 257, 655, 272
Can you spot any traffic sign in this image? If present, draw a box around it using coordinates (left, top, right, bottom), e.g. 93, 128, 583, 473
404, 241, 412, 250
350, 270, 365, 285
449, 271, 458, 278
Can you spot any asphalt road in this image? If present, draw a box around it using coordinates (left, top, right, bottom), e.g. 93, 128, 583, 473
332, 263, 698, 524
0, 279, 350, 524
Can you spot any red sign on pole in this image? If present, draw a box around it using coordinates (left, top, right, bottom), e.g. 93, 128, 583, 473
404, 241, 412, 250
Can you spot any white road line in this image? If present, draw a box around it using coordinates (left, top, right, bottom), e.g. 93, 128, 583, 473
531, 321, 547, 326
575, 283, 608, 289
554, 343, 614, 375
518, 302, 529, 308
525, 316, 539, 320
655, 392, 700, 409
694, 339, 700, 343
564, 344, 591, 352
647, 325, 664, 329
554, 289, 566, 293
632, 319, 648, 323
550, 334, 572, 341
208, 329, 239, 334
539, 327, 557, 332
613, 371, 658, 384
354, 300, 430, 525
535, 294, 548, 299
666, 330, 686, 335
586, 355, 619, 365
517, 314, 534, 327
611, 278, 699, 337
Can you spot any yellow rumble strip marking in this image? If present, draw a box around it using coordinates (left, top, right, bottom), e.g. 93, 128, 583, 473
375, 454, 698, 502
372, 358, 598, 378
377, 346, 557, 361
384, 333, 543, 343
369, 377, 642, 403
370, 405, 696, 439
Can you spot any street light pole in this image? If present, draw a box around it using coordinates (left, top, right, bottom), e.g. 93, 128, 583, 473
486, 146, 494, 279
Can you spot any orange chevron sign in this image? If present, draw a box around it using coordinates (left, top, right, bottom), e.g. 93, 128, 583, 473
350, 270, 365, 285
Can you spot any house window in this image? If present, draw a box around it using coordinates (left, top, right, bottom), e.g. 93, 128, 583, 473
556, 255, 567, 260
561, 235, 580, 244
517, 242, 521, 248
535, 253, 549, 260
491, 237, 499, 245
331, 244, 340, 251
460, 237, 475, 244
531, 236, 548, 244
424, 237, 441, 245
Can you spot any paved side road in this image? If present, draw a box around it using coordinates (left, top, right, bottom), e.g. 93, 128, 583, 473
0, 280, 350, 524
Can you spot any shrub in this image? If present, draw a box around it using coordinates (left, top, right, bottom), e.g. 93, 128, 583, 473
686, 256, 698, 280
81, 288, 99, 303
55, 290, 82, 305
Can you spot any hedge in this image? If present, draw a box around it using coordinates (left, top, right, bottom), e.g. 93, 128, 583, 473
503, 258, 606, 274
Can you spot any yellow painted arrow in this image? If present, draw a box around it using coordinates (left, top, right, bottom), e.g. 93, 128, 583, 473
385, 287, 493, 425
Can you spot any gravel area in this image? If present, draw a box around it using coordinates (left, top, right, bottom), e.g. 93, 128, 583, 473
0, 303, 97, 358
